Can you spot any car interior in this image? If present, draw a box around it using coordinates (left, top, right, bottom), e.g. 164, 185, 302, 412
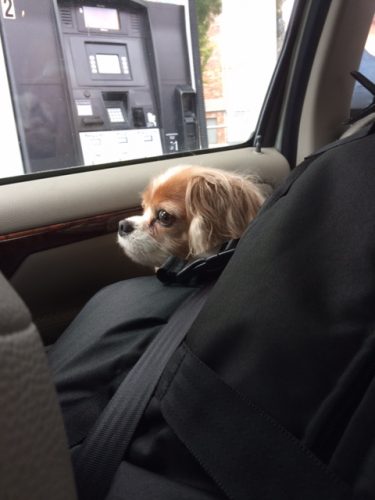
1, 0, 375, 498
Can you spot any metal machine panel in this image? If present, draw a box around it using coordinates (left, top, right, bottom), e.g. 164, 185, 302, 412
0, 0, 205, 173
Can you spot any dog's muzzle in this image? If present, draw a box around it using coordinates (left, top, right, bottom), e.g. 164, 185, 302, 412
118, 219, 135, 236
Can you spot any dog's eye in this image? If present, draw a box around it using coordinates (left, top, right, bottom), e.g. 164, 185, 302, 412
157, 209, 173, 226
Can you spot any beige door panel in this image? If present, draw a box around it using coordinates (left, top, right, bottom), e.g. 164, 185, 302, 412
11, 234, 151, 344
0, 147, 289, 234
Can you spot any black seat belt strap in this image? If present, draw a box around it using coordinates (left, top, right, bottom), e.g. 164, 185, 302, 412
73, 284, 212, 500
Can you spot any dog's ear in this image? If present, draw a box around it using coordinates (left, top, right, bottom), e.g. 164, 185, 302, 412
186, 169, 264, 257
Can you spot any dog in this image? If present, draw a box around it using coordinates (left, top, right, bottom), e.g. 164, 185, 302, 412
117, 165, 265, 268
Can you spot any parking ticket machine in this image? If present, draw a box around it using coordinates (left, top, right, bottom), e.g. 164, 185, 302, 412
0, 0, 206, 173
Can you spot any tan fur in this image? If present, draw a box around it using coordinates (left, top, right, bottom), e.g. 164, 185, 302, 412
118, 165, 265, 268
185, 168, 264, 257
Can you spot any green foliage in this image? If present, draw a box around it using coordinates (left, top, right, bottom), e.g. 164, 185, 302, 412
195, 0, 222, 70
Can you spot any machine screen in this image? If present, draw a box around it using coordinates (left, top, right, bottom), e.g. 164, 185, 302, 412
96, 54, 122, 74
83, 6, 120, 31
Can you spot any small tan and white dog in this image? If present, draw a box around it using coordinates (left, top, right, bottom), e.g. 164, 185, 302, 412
117, 165, 264, 268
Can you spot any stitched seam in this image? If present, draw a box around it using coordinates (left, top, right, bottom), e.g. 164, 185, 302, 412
162, 396, 234, 500
184, 345, 351, 494
156, 345, 188, 401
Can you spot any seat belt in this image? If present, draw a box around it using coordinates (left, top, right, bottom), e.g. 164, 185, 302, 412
73, 284, 212, 500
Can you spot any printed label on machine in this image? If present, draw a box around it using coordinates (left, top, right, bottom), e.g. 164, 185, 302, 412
79, 129, 163, 165
76, 99, 93, 116
1, 0, 16, 19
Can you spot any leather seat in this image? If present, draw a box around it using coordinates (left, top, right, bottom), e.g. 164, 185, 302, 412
0, 272, 77, 500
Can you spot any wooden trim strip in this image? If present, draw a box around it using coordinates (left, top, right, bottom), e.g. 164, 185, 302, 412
0, 207, 141, 278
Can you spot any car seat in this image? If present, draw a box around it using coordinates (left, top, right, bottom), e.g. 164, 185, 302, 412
0, 271, 77, 500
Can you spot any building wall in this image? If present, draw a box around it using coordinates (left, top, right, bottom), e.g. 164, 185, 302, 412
202, 14, 226, 146
201, 0, 281, 147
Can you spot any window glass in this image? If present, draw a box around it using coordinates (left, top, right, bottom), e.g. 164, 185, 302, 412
351, 15, 375, 118
0, 0, 295, 179
206, 117, 218, 145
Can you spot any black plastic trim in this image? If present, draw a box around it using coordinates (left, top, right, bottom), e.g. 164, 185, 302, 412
254, 0, 333, 167
280, 0, 332, 167
253, 0, 307, 148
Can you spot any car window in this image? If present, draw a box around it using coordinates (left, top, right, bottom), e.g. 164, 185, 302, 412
351, 15, 375, 118
0, 0, 295, 179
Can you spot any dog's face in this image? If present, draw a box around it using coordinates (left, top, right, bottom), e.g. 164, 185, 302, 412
118, 166, 264, 268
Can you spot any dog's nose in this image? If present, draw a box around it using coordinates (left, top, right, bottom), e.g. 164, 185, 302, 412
118, 219, 135, 236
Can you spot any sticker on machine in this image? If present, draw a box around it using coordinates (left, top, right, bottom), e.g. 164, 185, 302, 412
1, 0, 16, 19
79, 129, 163, 165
